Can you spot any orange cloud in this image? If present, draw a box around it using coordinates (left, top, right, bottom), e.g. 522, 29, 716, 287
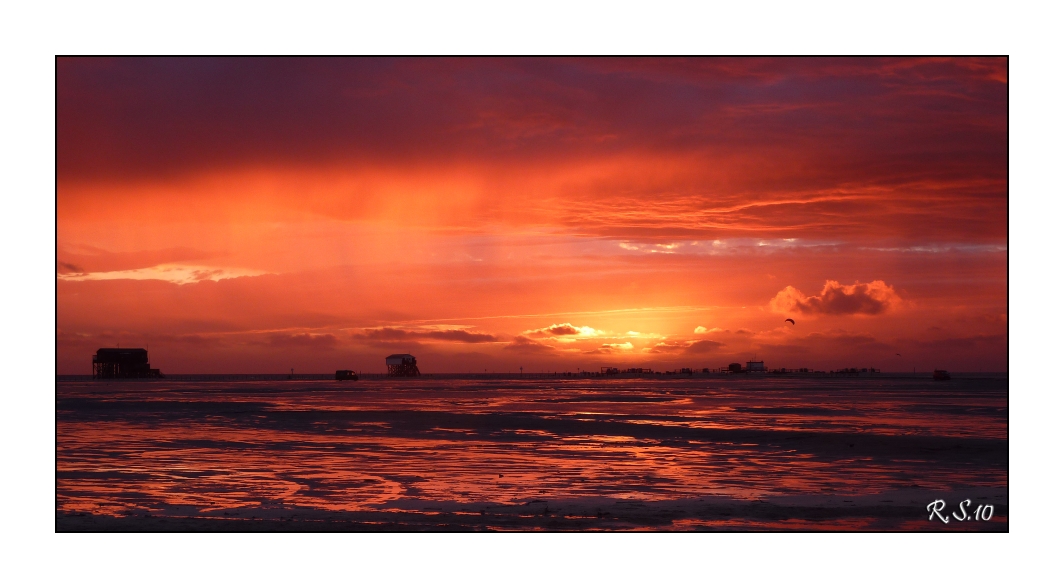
770, 280, 902, 316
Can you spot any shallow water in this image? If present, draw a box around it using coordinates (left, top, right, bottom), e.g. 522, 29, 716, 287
55, 374, 1008, 531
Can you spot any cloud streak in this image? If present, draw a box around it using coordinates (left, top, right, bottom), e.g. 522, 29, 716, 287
352, 328, 499, 344
646, 339, 725, 354
265, 332, 339, 348
56, 264, 269, 285
502, 336, 555, 353
523, 323, 602, 338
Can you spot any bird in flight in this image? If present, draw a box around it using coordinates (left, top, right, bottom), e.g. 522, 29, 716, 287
784, 318, 795, 325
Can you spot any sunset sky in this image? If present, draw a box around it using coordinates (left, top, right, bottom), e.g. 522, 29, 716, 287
56, 57, 1007, 374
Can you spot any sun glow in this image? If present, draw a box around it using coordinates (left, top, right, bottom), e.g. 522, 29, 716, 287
56, 57, 1007, 373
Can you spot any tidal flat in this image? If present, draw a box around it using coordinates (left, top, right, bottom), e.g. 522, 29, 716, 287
56, 375, 1008, 531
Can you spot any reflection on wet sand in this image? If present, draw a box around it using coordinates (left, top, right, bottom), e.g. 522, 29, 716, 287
56, 376, 1007, 530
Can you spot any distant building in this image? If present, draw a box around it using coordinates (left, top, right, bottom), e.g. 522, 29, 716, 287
601, 367, 619, 374
746, 360, 765, 372
386, 354, 420, 377
728, 363, 743, 373
92, 348, 162, 379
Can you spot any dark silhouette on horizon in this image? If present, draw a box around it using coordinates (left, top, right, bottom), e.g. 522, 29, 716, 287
386, 354, 420, 377
92, 348, 162, 379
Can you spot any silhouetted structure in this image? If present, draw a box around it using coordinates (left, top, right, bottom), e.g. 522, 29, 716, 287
386, 354, 420, 377
92, 348, 162, 379
833, 367, 879, 375
335, 370, 359, 381
728, 363, 743, 373
746, 360, 765, 372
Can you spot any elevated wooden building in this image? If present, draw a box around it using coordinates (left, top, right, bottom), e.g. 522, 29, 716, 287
386, 354, 420, 377
92, 348, 163, 379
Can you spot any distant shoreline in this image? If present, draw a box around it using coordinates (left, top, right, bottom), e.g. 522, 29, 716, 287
55, 372, 1008, 382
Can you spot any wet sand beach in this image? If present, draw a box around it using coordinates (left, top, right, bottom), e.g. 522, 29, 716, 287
56, 374, 1007, 531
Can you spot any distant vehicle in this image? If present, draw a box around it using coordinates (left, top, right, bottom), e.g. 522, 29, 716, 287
335, 370, 359, 381
933, 370, 951, 381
